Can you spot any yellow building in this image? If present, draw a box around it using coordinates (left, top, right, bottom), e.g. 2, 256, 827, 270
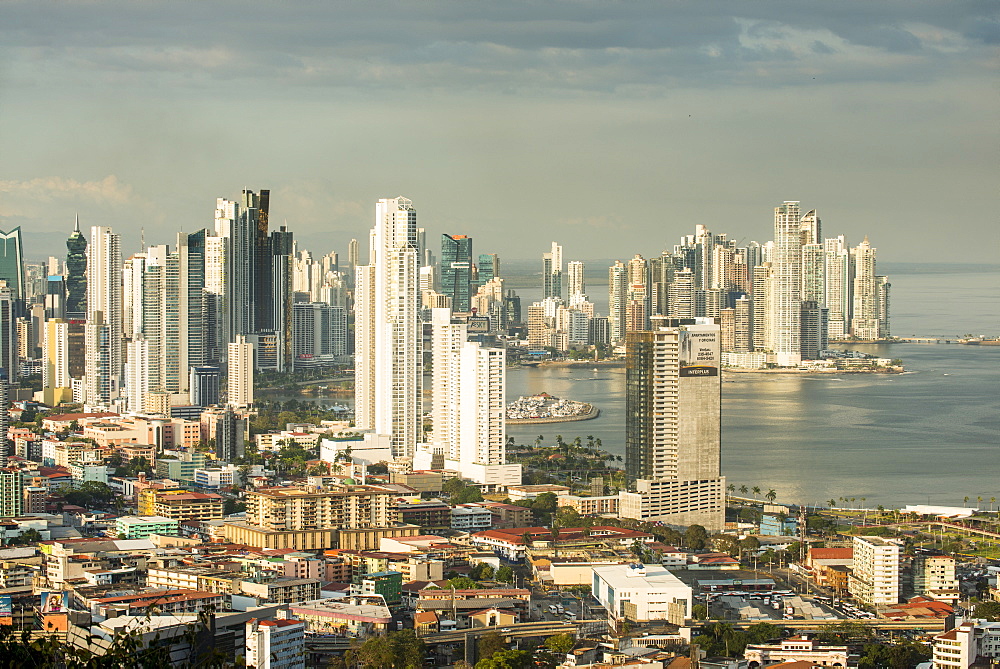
246, 485, 397, 531
138, 488, 223, 521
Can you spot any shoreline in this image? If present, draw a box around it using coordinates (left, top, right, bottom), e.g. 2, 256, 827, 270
506, 405, 600, 425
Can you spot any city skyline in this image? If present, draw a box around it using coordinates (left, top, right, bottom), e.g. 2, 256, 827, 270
1, 2, 996, 264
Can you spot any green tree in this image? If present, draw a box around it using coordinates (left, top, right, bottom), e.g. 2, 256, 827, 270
711, 534, 740, 557
478, 631, 505, 661
475, 649, 532, 669
685, 524, 709, 551
354, 629, 426, 669
544, 633, 575, 655
495, 565, 514, 583
453, 486, 485, 504
531, 492, 558, 514
765, 489, 777, 503
691, 603, 709, 620
972, 601, 1000, 621
448, 576, 478, 590
442, 477, 467, 494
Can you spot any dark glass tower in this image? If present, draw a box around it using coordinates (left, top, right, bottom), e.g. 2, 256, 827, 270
441, 234, 473, 312
65, 216, 88, 318
0, 228, 24, 303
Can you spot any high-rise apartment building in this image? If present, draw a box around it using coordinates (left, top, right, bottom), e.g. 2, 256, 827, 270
823, 236, 852, 339
85, 226, 122, 404
567, 260, 585, 298
0, 470, 23, 516
65, 217, 88, 318
851, 237, 881, 340
429, 309, 520, 487
771, 202, 802, 366
246, 617, 306, 669
124, 336, 150, 413
620, 317, 725, 530
291, 302, 347, 364
228, 335, 254, 407
354, 197, 422, 459
142, 231, 207, 399
477, 253, 500, 286
849, 535, 900, 606
542, 242, 563, 300
608, 261, 627, 344
440, 234, 474, 312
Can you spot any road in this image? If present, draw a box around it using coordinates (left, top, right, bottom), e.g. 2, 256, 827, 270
421, 619, 587, 644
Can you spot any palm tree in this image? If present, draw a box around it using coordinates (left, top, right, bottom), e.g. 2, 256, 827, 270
739, 485, 749, 496
752, 486, 761, 500
828, 499, 837, 508
765, 489, 777, 504
964, 496, 970, 506
727, 484, 736, 503
991, 497, 996, 512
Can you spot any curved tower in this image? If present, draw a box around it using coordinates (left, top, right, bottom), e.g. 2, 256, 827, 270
65, 216, 87, 318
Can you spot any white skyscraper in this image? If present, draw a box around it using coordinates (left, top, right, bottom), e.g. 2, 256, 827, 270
608, 260, 627, 344
823, 236, 852, 339
227, 335, 254, 407
354, 197, 422, 459
851, 237, 880, 340
430, 308, 520, 487
567, 260, 585, 298
85, 226, 122, 405
771, 202, 802, 366
125, 336, 150, 412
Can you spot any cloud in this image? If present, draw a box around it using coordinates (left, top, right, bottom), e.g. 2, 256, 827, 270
0, 175, 138, 213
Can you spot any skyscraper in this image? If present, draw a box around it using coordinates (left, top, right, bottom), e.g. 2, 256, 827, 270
823, 236, 852, 340
0, 228, 25, 304
567, 260, 585, 298
227, 335, 254, 407
440, 234, 473, 312
354, 197, 422, 459
429, 308, 520, 487
771, 202, 802, 366
620, 317, 724, 530
851, 237, 880, 340
190, 365, 221, 407
0, 284, 16, 383
65, 217, 87, 318
542, 242, 563, 300
608, 260, 627, 344
477, 253, 500, 287
141, 231, 207, 398
86, 226, 122, 405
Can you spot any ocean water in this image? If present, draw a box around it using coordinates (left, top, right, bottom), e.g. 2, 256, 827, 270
506, 263, 1000, 508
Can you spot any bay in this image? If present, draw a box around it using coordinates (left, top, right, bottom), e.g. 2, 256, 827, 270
506, 263, 1000, 509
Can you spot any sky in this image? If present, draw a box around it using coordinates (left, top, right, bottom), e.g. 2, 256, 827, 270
1, 1, 997, 265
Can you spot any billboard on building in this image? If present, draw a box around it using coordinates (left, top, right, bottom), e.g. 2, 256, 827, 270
0, 595, 11, 625
679, 327, 719, 377
467, 316, 490, 334
40, 591, 68, 613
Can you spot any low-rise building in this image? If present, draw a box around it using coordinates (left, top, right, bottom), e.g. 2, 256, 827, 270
451, 505, 494, 532
240, 578, 322, 604
744, 636, 851, 668
505, 484, 570, 501
557, 494, 620, 516
591, 563, 692, 625
115, 516, 180, 539
286, 598, 393, 637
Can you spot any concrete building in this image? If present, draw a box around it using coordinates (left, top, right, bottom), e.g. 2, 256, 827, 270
912, 553, 959, 603
115, 516, 180, 539
245, 617, 305, 669
771, 202, 802, 366
621, 317, 725, 530
932, 620, 1000, 669
245, 485, 396, 531
744, 636, 850, 669
85, 226, 123, 406
592, 563, 692, 625
354, 197, 422, 459
430, 308, 521, 488
849, 536, 901, 606
227, 335, 255, 407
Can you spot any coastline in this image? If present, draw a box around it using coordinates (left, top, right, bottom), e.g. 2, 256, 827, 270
506, 405, 600, 425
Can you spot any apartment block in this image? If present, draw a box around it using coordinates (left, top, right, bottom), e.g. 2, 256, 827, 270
849, 535, 901, 606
